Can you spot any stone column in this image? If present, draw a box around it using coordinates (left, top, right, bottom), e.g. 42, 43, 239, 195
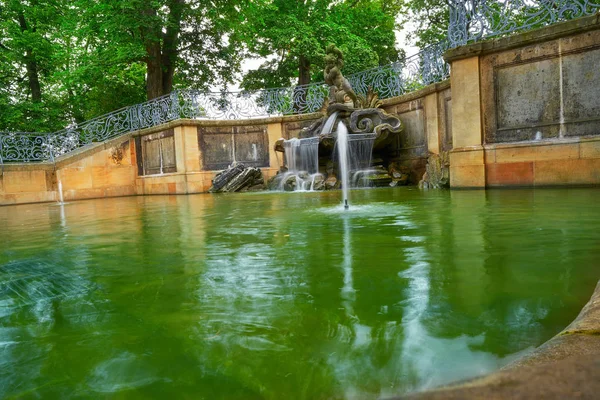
425, 92, 440, 155
449, 56, 486, 188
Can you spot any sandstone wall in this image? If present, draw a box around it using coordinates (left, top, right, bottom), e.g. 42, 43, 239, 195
445, 14, 600, 188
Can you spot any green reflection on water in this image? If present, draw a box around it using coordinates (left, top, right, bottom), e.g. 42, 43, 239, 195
0, 187, 599, 399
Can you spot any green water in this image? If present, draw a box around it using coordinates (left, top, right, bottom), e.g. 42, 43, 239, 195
1, 188, 599, 399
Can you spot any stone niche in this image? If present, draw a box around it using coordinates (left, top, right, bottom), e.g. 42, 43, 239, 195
483, 31, 600, 143
198, 125, 269, 171
136, 129, 177, 175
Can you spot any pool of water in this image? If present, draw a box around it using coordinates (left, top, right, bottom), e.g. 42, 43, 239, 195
1, 187, 599, 399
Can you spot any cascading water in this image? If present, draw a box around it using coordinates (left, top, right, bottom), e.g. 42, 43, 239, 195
276, 137, 321, 191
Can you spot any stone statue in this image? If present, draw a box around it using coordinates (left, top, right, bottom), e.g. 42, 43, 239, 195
324, 44, 358, 108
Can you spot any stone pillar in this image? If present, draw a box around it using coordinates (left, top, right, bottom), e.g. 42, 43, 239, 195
173, 125, 187, 175
180, 125, 201, 172
425, 92, 440, 155
449, 56, 486, 188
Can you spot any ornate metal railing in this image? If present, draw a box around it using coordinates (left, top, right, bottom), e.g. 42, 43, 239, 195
0, 44, 450, 163
449, 0, 600, 47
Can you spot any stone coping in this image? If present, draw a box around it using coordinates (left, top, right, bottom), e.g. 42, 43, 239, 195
446, 135, 600, 155
396, 280, 600, 399
445, 13, 600, 62
380, 80, 450, 106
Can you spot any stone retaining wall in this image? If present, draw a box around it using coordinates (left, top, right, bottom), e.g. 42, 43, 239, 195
445, 14, 600, 188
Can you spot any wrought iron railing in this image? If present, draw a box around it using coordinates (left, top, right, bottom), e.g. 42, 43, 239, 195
0, 44, 450, 163
448, 0, 600, 47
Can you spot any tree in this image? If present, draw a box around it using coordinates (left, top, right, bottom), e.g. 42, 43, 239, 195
240, 0, 402, 90
398, 0, 449, 49
0, 0, 252, 131
0, 0, 67, 131
79, 0, 249, 100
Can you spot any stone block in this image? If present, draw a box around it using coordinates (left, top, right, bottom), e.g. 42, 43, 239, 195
450, 57, 482, 148
534, 159, 600, 185
486, 162, 534, 186
535, 143, 579, 161
449, 148, 484, 166
60, 167, 93, 190
186, 182, 205, 194
182, 126, 201, 172
65, 188, 103, 201
103, 186, 136, 198
450, 164, 486, 188
496, 58, 561, 140
494, 146, 537, 163
3, 170, 48, 193
425, 93, 440, 154
484, 148, 496, 163
581, 140, 600, 159
562, 48, 600, 123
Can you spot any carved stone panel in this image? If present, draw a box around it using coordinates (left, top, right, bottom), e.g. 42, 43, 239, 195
562, 47, 600, 137
139, 129, 176, 175
199, 127, 234, 171
233, 125, 269, 168
495, 59, 561, 142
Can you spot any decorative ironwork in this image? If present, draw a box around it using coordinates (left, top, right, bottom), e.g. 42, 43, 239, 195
449, 0, 600, 47
348, 41, 450, 98
0, 45, 452, 162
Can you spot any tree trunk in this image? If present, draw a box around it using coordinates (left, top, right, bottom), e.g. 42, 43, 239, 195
17, 10, 42, 103
161, 0, 184, 95
298, 55, 311, 86
142, 1, 183, 100
146, 41, 163, 100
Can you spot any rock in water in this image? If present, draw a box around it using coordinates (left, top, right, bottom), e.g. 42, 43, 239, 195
324, 175, 339, 190
210, 163, 246, 192
222, 167, 263, 193
209, 163, 264, 193
418, 152, 450, 189
312, 174, 325, 191
283, 175, 297, 192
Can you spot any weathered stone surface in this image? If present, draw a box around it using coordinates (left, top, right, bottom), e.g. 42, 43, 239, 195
324, 175, 339, 190
283, 175, 297, 192
209, 163, 245, 192
388, 162, 410, 186
419, 152, 450, 189
222, 167, 262, 193
209, 163, 263, 193
312, 174, 325, 191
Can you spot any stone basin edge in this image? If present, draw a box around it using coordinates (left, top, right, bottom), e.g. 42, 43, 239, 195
395, 279, 600, 399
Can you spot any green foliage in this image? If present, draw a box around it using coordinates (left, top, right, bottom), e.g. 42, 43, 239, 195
398, 0, 448, 48
0, 0, 248, 132
240, 0, 402, 89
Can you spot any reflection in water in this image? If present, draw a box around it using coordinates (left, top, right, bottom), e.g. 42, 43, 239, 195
0, 189, 599, 398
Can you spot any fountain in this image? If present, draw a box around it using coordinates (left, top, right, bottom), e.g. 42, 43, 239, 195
270, 44, 404, 206
57, 180, 65, 204
337, 123, 350, 209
